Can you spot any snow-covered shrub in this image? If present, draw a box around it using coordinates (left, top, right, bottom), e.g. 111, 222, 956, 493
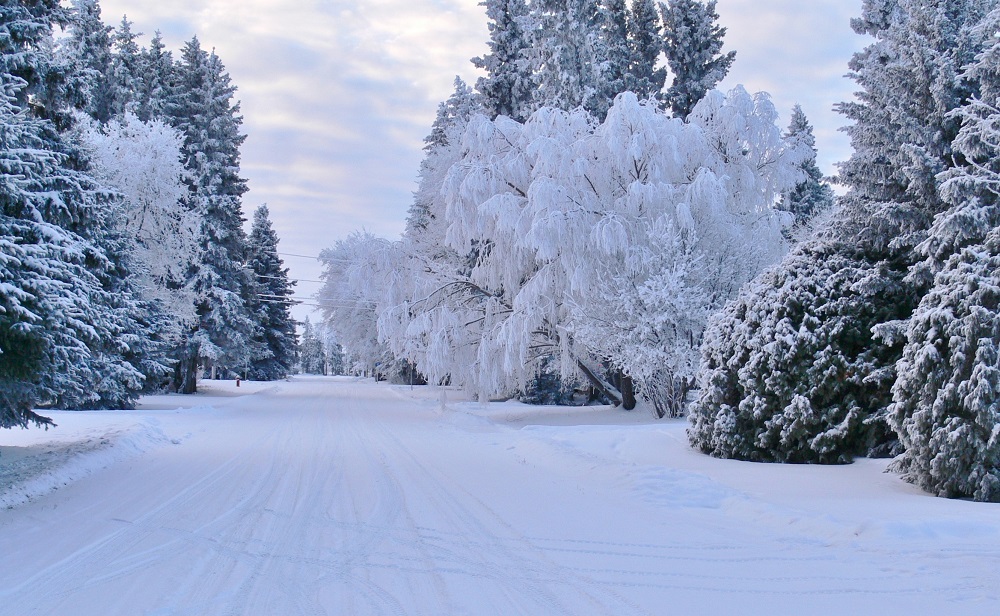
688, 242, 904, 463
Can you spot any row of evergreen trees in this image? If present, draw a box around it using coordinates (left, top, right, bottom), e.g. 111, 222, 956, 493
1, 0, 297, 429
689, 0, 1000, 502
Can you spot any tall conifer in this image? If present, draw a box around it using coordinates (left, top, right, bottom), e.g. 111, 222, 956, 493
659, 0, 735, 119
247, 205, 298, 380
168, 37, 256, 392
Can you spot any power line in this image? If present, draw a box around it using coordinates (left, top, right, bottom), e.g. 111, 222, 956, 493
258, 274, 325, 284
276, 251, 355, 264
257, 294, 375, 308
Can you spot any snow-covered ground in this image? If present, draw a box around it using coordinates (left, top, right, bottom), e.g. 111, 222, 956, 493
0, 377, 997, 615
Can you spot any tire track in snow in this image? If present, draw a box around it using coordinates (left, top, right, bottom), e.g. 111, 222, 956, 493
361, 400, 653, 616
0, 426, 278, 613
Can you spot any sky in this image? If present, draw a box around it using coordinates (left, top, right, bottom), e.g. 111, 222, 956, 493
97, 0, 867, 323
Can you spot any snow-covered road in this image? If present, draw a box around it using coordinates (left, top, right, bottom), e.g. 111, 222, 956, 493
1, 377, 998, 615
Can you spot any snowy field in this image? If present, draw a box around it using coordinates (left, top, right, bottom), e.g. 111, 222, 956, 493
0, 377, 997, 615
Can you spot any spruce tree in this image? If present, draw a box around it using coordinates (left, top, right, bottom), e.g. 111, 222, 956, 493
532, 0, 609, 119
58, 0, 115, 123
626, 0, 666, 100
889, 8, 1000, 501
659, 0, 735, 119
168, 37, 256, 392
599, 0, 631, 109
688, 0, 997, 464
247, 205, 298, 380
1, 1, 145, 423
108, 16, 142, 118
299, 317, 325, 375
473, 0, 535, 122
781, 105, 835, 228
134, 31, 174, 122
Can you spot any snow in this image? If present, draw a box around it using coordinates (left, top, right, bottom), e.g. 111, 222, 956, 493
1, 377, 998, 614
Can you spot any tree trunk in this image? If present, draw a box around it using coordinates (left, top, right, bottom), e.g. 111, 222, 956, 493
178, 353, 199, 394
575, 360, 623, 406
620, 372, 636, 410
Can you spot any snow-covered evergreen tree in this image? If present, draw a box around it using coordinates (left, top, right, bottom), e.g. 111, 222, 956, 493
659, 0, 735, 119
688, 243, 907, 462
0, 0, 152, 423
168, 37, 256, 392
626, 0, 666, 101
320, 323, 344, 376
107, 16, 143, 118
134, 31, 174, 123
780, 105, 835, 229
298, 317, 325, 375
598, 0, 631, 111
473, 0, 535, 122
0, 71, 103, 425
889, 8, 1000, 501
246, 204, 298, 380
688, 0, 997, 464
57, 0, 115, 123
532, 0, 609, 119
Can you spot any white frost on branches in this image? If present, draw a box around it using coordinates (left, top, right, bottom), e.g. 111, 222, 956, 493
321, 88, 806, 406
79, 113, 198, 333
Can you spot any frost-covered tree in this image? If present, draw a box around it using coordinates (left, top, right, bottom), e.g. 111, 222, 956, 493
379, 89, 803, 406
473, 0, 535, 122
318, 232, 401, 376
246, 205, 297, 380
134, 31, 174, 123
532, 0, 609, 118
688, 0, 997, 464
889, 8, 1000, 501
77, 112, 196, 388
57, 0, 115, 123
659, 0, 735, 119
626, 0, 667, 101
780, 105, 835, 229
298, 317, 325, 375
168, 37, 256, 392
78, 113, 195, 322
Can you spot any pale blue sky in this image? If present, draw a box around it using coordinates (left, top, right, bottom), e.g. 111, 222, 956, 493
98, 0, 865, 321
